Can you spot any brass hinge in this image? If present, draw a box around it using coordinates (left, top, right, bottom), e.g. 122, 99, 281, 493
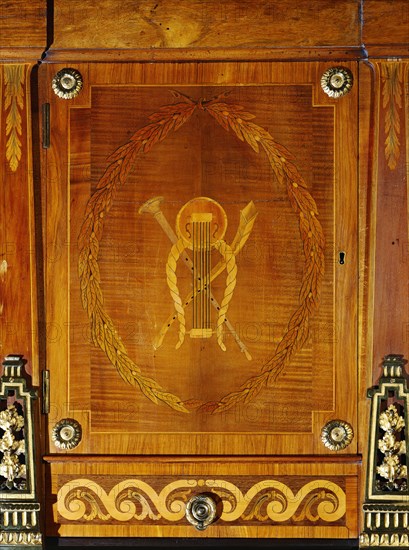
42, 369, 50, 414
42, 103, 50, 149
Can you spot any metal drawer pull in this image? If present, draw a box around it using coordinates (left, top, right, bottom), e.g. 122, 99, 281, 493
185, 494, 217, 530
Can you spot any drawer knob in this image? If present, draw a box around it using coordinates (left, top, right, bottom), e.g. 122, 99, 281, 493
321, 67, 353, 98
52, 68, 83, 100
321, 419, 354, 451
185, 494, 217, 530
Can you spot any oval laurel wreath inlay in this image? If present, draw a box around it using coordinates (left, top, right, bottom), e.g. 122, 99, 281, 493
78, 90, 325, 414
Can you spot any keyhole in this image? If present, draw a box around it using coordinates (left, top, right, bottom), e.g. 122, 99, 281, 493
339, 251, 345, 265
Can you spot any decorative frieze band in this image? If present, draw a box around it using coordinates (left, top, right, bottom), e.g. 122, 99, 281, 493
0, 532, 42, 546
57, 476, 346, 526
0, 502, 40, 529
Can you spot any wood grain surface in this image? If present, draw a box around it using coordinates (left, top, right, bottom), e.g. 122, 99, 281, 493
363, 0, 409, 55
371, 61, 409, 382
48, 0, 361, 61
1, 0, 408, 543
44, 456, 360, 538
0, 63, 39, 380
0, 0, 46, 60
40, 60, 358, 464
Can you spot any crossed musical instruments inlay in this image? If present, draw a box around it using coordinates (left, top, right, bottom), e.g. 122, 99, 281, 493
139, 196, 258, 359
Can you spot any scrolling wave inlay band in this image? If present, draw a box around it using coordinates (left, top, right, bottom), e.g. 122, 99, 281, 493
57, 478, 345, 525
78, 90, 325, 414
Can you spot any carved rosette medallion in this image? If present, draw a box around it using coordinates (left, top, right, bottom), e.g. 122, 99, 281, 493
321, 419, 354, 451
321, 67, 353, 98
52, 418, 82, 450
52, 68, 83, 100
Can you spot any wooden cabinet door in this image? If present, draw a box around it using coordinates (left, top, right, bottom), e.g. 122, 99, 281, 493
41, 60, 359, 539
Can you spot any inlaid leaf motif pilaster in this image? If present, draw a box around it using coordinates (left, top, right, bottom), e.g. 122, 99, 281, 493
3, 64, 25, 172
380, 62, 404, 171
